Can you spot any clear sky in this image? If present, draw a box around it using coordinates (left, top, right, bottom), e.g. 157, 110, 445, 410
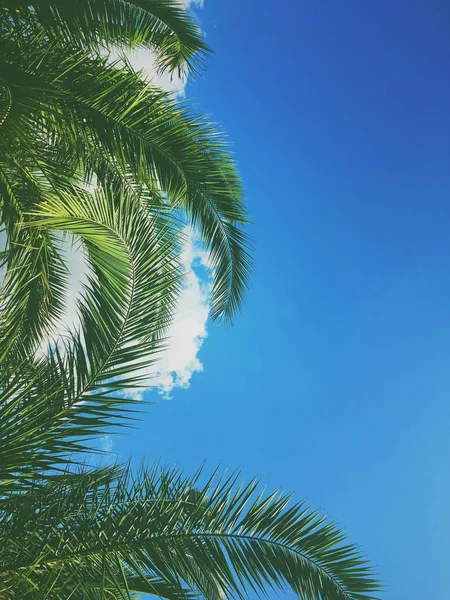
113, 2, 450, 598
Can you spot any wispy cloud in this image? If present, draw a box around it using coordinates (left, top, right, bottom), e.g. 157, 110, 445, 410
184, 0, 204, 7
99, 435, 114, 453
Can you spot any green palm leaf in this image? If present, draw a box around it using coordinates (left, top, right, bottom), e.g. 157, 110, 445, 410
0, 32, 252, 323
0, 464, 381, 599
0, 159, 69, 357
1, 0, 209, 76
0, 183, 181, 491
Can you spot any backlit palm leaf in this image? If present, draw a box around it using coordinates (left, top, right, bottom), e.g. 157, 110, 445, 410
0, 183, 181, 492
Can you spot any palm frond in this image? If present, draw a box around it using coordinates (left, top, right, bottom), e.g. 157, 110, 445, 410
0, 160, 71, 359
0, 183, 181, 492
0, 464, 381, 600
28, 182, 182, 388
0, 78, 12, 126
35, 47, 250, 319
0, 0, 210, 76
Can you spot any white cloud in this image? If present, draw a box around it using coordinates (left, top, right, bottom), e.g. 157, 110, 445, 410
118, 47, 188, 96
147, 233, 212, 398
99, 435, 113, 453
54, 233, 88, 336
178, 0, 204, 9
2, 216, 213, 400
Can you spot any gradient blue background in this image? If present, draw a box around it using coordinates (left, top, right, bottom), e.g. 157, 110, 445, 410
115, 2, 450, 598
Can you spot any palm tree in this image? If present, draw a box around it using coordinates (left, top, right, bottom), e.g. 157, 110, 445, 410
0, 3, 381, 598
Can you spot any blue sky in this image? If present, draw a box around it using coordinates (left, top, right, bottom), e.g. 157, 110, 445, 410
113, 2, 450, 598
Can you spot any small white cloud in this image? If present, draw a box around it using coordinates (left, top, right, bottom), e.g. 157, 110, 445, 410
99, 435, 114, 453
149, 233, 212, 397
54, 233, 88, 336
184, 0, 204, 7
2, 224, 212, 400
119, 230, 212, 400
0, 230, 88, 350
118, 47, 188, 96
